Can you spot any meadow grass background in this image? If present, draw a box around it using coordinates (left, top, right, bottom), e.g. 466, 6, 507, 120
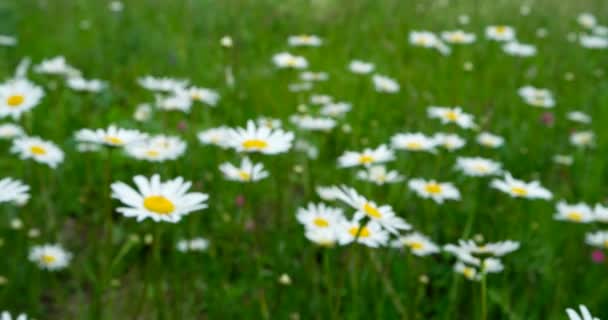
1, 0, 608, 319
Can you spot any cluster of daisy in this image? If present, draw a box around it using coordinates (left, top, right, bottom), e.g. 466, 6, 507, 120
444, 239, 520, 280
137, 75, 219, 114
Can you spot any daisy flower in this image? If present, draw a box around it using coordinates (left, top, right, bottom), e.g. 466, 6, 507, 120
454, 261, 480, 280
490, 173, 552, 200
441, 30, 476, 44
137, 76, 188, 92
503, 42, 537, 57
316, 185, 343, 201
518, 86, 555, 108
580, 35, 608, 49
11, 136, 64, 168
566, 305, 600, 320
455, 157, 502, 177
219, 157, 269, 182
176, 237, 209, 252
0, 35, 17, 46
197, 126, 231, 149
320, 102, 351, 117
272, 52, 308, 69
28, 244, 72, 271
227, 120, 294, 154
0, 79, 44, 120
476, 132, 504, 148
578, 13, 597, 29
0, 311, 28, 320
410, 31, 450, 54
288, 82, 313, 92
356, 165, 404, 185
288, 34, 322, 47
0, 177, 30, 205
338, 144, 394, 168
390, 232, 440, 256
427, 106, 475, 129
178, 86, 220, 106
296, 202, 345, 231
0, 123, 24, 139
337, 219, 389, 248
567, 111, 591, 124
455, 239, 520, 256
290, 115, 336, 131
300, 71, 328, 82
570, 131, 594, 148
585, 231, 608, 249
333, 186, 411, 234
111, 174, 209, 223
372, 74, 400, 93
75, 125, 147, 147
133, 103, 152, 122
305, 227, 340, 247
553, 154, 574, 166
348, 60, 374, 74
485, 25, 515, 41
554, 201, 594, 223
310, 94, 333, 105
408, 178, 461, 204
67, 77, 106, 92
155, 92, 193, 112
34, 56, 80, 77
126, 135, 186, 162
391, 132, 438, 152
593, 204, 608, 222
256, 116, 282, 129
434, 133, 466, 151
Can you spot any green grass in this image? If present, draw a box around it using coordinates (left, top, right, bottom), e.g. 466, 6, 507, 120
1, 0, 608, 319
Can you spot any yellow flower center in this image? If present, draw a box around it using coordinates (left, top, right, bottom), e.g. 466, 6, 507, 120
567, 211, 583, 222
242, 139, 268, 150
146, 150, 160, 157
425, 183, 442, 194
405, 141, 422, 150
104, 136, 124, 145
510, 186, 528, 196
496, 26, 507, 34
7, 94, 25, 107
30, 145, 47, 155
604, 240, 608, 248
143, 195, 175, 215
473, 164, 489, 173
408, 241, 424, 250
445, 111, 459, 121
451, 33, 465, 42
363, 202, 383, 218
359, 154, 375, 164
349, 226, 371, 238
238, 171, 251, 181
463, 267, 476, 279
286, 58, 298, 66
41, 254, 56, 264
313, 217, 329, 228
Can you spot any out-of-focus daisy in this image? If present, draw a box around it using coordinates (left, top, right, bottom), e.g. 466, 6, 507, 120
349, 60, 374, 74
454, 261, 479, 280
391, 132, 438, 152
390, 232, 440, 256
585, 231, 608, 249
75, 125, 147, 147
553, 154, 574, 166
178, 86, 220, 106
427, 106, 475, 129
137, 76, 188, 92
310, 94, 333, 105
579, 35, 608, 49
0, 311, 28, 320
288, 35, 322, 47
409, 178, 461, 204
155, 92, 192, 112
126, 135, 186, 162
490, 173, 552, 200
294, 139, 319, 159
77, 142, 101, 153
455, 157, 502, 177
503, 42, 537, 57
0, 177, 30, 205
434, 133, 466, 151
219, 157, 268, 182
567, 111, 591, 124
34, 56, 80, 77
372, 74, 400, 93
593, 25, 608, 36
320, 102, 351, 117
109, 1, 124, 12
256, 117, 282, 129
296, 202, 344, 233
453, 239, 520, 256
290, 115, 336, 131
0, 123, 24, 139
300, 71, 328, 82
337, 219, 389, 248
0, 35, 17, 46
476, 132, 504, 148
28, 244, 71, 271
409, 31, 450, 54
334, 186, 411, 234
11, 136, 64, 168
272, 52, 308, 69
227, 120, 294, 154
593, 204, 608, 223
554, 201, 594, 223
176, 237, 209, 252
288, 82, 313, 92
485, 25, 515, 41
566, 305, 600, 320
316, 185, 343, 202
578, 13, 597, 29
111, 174, 209, 223
338, 144, 394, 168
66, 77, 106, 92
198, 126, 231, 149
570, 131, 594, 148
518, 86, 555, 108
357, 165, 404, 185
133, 103, 152, 122
0, 79, 44, 120
441, 30, 476, 44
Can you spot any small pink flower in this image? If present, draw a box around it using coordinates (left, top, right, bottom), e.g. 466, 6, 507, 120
591, 250, 605, 263
235, 195, 245, 208
540, 112, 554, 126
177, 120, 188, 132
